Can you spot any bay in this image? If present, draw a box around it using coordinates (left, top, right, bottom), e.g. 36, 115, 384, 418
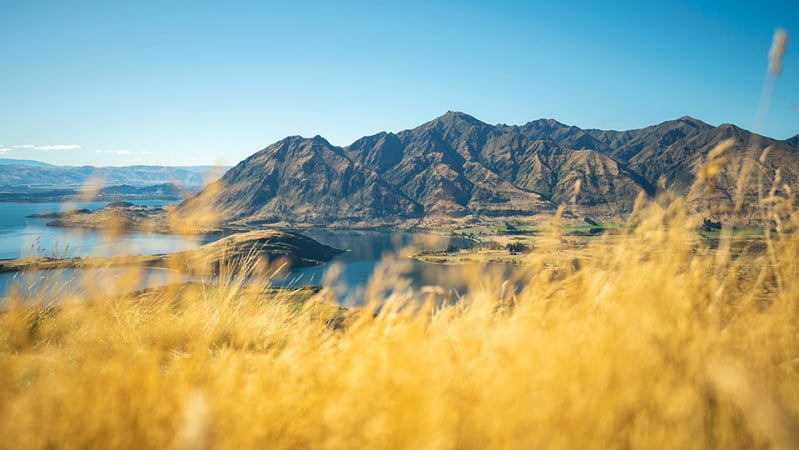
271, 230, 490, 306
0, 201, 213, 259
0, 201, 213, 297
0, 202, 516, 306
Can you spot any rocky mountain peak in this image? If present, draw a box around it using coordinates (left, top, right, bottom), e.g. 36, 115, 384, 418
438, 110, 483, 123
675, 116, 711, 129
522, 118, 569, 133
417, 111, 489, 132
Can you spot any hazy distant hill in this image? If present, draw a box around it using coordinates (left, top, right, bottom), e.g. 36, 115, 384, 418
181, 112, 799, 227
0, 163, 228, 189
0, 158, 57, 168
0, 183, 188, 203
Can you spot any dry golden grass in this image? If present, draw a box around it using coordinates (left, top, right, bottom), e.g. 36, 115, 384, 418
2, 138, 799, 449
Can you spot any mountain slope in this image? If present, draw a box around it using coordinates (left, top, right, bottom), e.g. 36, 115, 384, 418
193, 136, 423, 225
186, 112, 799, 227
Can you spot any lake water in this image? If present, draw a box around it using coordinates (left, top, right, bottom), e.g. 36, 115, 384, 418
0, 201, 212, 298
0, 202, 516, 306
0, 201, 212, 259
270, 230, 481, 306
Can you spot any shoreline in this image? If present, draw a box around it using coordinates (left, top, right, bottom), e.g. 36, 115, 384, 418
0, 230, 344, 276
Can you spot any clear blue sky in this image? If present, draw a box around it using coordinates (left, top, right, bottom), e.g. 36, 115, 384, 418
1, 0, 797, 166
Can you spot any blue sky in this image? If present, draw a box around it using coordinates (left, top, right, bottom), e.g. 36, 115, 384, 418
1, 0, 797, 166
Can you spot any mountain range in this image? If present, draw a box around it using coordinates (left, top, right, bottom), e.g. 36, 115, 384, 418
181, 112, 798, 227
0, 162, 228, 189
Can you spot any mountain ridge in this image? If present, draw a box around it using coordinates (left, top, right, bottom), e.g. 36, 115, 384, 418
184, 112, 799, 227
0, 163, 229, 189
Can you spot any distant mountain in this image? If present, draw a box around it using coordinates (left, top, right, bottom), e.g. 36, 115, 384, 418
182, 112, 799, 227
0, 158, 57, 168
0, 164, 229, 189
0, 183, 190, 203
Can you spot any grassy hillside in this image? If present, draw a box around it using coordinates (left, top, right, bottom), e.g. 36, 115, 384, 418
1, 140, 798, 449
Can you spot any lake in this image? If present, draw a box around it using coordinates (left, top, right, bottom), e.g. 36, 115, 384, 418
0, 201, 212, 298
0, 202, 512, 306
0, 201, 212, 259
270, 230, 480, 306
